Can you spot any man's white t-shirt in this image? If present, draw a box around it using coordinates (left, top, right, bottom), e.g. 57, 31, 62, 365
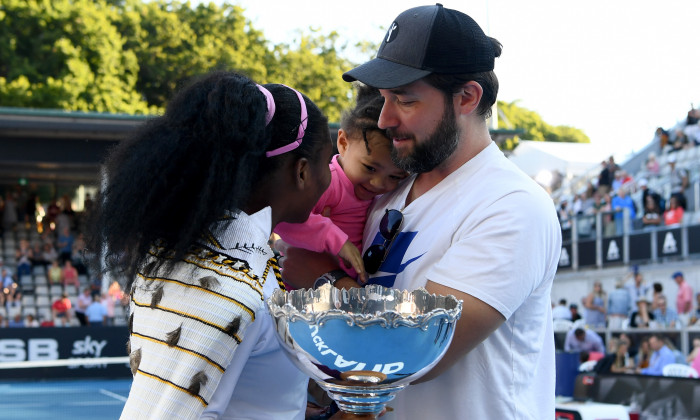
363, 142, 562, 419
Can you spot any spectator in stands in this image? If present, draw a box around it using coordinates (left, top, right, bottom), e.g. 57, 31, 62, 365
626, 270, 651, 309
582, 281, 607, 328
0, 256, 11, 279
61, 260, 79, 288
7, 313, 24, 328
655, 127, 670, 151
652, 296, 680, 328
597, 157, 617, 196
2, 192, 18, 232
564, 327, 605, 353
611, 169, 633, 194
71, 232, 88, 275
637, 333, 676, 376
85, 294, 107, 326
41, 242, 58, 268
601, 191, 617, 236
15, 238, 33, 277
673, 271, 693, 326
634, 336, 651, 369
101, 293, 116, 326
645, 152, 660, 176
611, 185, 636, 235
663, 195, 684, 226
638, 178, 664, 214
641, 194, 663, 230
2, 267, 18, 305
29, 241, 45, 269
48, 259, 62, 285
608, 280, 631, 329
24, 313, 39, 327
75, 287, 91, 326
557, 198, 572, 230
651, 282, 665, 311
569, 303, 582, 322
687, 338, 700, 365
690, 293, 700, 326
630, 295, 654, 328
51, 292, 72, 327
595, 337, 633, 374
552, 298, 571, 320
56, 226, 74, 264
668, 154, 689, 210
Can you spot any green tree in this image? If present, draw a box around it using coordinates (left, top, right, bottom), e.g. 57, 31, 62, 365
497, 100, 589, 150
0, 0, 152, 113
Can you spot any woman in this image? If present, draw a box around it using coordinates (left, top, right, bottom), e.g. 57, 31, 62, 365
663, 195, 684, 226
88, 71, 333, 420
641, 194, 662, 229
583, 281, 607, 328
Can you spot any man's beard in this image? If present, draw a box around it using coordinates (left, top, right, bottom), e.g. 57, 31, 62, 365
388, 101, 460, 173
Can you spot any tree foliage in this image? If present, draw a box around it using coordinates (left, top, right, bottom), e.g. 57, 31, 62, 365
0, 0, 354, 117
497, 100, 590, 150
0, 0, 585, 140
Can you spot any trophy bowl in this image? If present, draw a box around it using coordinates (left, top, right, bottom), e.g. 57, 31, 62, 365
266, 284, 463, 417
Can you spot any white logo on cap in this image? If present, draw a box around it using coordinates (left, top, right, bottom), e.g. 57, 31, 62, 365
386, 23, 398, 43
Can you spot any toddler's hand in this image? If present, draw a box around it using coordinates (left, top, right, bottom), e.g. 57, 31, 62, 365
338, 241, 367, 284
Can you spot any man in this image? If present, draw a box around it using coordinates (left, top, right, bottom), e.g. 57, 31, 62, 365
625, 271, 651, 312
569, 303, 582, 322
552, 298, 572, 320
564, 328, 605, 354
652, 295, 680, 328
284, 5, 562, 419
638, 334, 675, 376
608, 280, 631, 329
84, 294, 107, 326
673, 271, 693, 326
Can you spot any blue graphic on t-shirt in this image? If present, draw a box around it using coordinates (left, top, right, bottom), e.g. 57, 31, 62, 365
366, 231, 423, 287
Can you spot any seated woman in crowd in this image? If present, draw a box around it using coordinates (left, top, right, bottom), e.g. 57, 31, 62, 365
663, 196, 684, 226
641, 194, 662, 229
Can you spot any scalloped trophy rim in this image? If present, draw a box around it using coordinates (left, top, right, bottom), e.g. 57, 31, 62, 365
267, 283, 463, 329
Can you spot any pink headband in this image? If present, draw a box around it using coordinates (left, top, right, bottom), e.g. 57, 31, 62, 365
256, 84, 308, 158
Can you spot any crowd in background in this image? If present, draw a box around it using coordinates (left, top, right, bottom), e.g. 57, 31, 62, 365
0, 189, 127, 328
554, 268, 700, 376
556, 106, 700, 236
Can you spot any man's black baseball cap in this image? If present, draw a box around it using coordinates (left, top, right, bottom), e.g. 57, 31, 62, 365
343, 4, 498, 89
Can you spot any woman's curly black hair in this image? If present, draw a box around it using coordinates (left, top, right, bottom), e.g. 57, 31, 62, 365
86, 71, 329, 290
340, 83, 387, 153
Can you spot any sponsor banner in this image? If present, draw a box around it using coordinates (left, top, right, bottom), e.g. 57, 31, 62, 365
656, 227, 682, 257
577, 240, 597, 267
602, 236, 624, 266
0, 327, 130, 379
628, 232, 652, 262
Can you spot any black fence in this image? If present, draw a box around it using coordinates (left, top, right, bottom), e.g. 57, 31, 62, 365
558, 210, 700, 271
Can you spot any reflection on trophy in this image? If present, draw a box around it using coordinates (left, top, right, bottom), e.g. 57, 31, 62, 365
266, 284, 463, 418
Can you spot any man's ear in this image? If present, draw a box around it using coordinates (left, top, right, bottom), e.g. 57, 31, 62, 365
336, 129, 350, 156
457, 81, 483, 116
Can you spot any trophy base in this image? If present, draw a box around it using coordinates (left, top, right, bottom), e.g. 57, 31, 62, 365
318, 379, 407, 416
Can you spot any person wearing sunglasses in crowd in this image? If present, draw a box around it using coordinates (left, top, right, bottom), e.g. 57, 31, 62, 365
87, 70, 339, 419
274, 83, 409, 286
281, 5, 562, 419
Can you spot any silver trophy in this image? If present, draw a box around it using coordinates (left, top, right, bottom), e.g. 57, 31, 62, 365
266, 284, 462, 418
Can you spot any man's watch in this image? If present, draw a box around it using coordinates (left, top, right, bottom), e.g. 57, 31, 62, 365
313, 269, 349, 289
